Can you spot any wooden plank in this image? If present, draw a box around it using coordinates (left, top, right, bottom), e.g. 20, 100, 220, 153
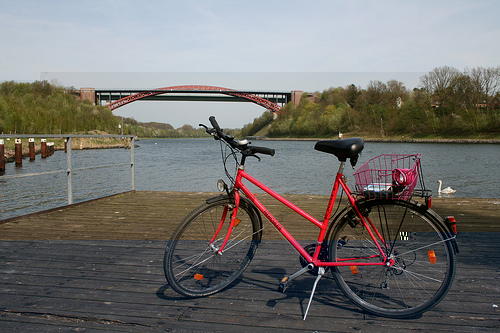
1, 192, 499, 240
1, 238, 499, 331
1, 191, 499, 331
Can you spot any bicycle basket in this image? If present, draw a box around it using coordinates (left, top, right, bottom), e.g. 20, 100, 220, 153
353, 154, 422, 200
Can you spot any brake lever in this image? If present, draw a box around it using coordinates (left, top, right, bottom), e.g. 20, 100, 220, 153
245, 153, 261, 162
199, 124, 217, 136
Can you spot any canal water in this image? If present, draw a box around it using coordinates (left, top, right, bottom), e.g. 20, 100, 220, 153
1, 138, 499, 220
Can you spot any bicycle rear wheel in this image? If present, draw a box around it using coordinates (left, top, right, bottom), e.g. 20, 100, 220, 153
164, 196, 262, 297
329, 199, 456, 318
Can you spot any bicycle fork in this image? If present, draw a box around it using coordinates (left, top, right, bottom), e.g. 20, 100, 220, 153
209, 192, 241, 255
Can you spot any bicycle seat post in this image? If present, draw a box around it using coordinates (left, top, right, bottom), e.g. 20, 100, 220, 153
337, 161, 346, 175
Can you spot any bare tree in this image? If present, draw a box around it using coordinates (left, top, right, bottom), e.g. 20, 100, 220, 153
366, 80, 387, 105
420, 66, 461, 108
465, 66, 500, 110
386, 80, 409, 105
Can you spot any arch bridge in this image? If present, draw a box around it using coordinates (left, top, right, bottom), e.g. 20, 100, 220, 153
80, 86, 298, 113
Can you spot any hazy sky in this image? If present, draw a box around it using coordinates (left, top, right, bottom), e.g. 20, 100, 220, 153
1, 0, 499, 128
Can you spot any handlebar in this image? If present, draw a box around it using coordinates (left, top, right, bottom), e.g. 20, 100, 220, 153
249, 145, 275, 156
201, 116, 275, 157
209, 116, 221, 132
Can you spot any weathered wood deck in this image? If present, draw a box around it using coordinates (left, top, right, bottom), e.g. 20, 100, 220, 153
1, 191, 499, 332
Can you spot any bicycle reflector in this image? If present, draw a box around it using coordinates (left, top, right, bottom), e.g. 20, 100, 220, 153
445, 216, 457, 234
428, 250, 437, 264
350, 266, 359, 275
194, 274, 204, 281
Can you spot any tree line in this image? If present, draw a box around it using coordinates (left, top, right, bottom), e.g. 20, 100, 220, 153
0, 81, 119, 134
0, 81, 208, 138
242, 66, 500, 138
121, 118, 209, 138
2, 65, 499, 139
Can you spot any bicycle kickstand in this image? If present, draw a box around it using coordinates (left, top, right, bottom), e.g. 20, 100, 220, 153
303, 267, 325, 320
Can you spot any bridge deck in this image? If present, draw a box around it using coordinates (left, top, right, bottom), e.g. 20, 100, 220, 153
0, 192, 499, 332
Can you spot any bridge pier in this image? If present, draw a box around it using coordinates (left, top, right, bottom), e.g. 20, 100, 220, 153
80, 88, 96, 105
291, 90, 303, 106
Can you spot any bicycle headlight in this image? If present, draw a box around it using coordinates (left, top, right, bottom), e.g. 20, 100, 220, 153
217, 179, 227, 192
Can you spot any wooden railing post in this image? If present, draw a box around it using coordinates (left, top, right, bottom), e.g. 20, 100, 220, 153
66, 137, 73, 205
131, 136, 135, 191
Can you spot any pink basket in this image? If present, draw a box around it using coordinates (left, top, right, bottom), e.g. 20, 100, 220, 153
353, 154, 421, 200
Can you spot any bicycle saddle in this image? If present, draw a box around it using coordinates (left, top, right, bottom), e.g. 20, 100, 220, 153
314, 138, 364, 162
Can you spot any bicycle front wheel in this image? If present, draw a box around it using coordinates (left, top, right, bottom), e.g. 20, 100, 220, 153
329, 199, 456, 318
164, 196, 262, 297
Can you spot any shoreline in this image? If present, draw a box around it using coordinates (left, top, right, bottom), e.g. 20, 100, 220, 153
3, 136, 498, 163
248, 137, 500, 144
366, 138, 500, 144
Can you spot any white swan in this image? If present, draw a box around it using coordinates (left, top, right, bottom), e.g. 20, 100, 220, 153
437, 180, 456, 194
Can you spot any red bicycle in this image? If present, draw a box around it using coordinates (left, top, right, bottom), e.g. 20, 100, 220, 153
163, 116, 458, 319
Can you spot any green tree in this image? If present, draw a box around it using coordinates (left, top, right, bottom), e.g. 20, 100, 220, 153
344, 84, 359, 108
240, 111, 274, 137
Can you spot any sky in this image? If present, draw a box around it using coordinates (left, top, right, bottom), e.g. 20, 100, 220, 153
1, 0, 499, 128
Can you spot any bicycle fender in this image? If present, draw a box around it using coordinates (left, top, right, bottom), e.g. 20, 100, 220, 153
423, 206, 460, 254
353, 199, 459, 255
403, 199, 459, 255
399, 199, 459, 255
205, 194, 231, 204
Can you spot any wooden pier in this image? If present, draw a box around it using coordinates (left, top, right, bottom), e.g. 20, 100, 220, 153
1, 191, 499, 331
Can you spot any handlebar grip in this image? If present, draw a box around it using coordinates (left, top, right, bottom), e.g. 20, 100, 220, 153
250, 146, 275, 157
209, 116, 221, 131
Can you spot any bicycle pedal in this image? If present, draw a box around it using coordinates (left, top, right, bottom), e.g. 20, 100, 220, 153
278, 276, 289, 293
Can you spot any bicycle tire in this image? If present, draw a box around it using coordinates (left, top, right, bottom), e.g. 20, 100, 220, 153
329, 199, 456, 318
164, 196, 262, 297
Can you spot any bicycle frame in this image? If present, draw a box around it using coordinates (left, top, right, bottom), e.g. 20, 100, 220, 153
214, 161, 391, 268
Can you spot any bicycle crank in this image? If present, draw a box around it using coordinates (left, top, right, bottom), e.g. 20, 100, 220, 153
299, 243, 329, 276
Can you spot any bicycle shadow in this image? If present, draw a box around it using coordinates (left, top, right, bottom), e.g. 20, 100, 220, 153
246, 266, 366, 318
155, 266, 420, 320
156, 284, 193, 302
155, 273, 249, 301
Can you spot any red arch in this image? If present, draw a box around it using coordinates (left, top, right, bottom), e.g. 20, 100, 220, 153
106, 85, 282, 113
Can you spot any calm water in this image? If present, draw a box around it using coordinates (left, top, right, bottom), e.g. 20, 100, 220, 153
1, 138, 499, 220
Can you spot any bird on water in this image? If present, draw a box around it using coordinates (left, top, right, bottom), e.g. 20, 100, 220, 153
437, 180, 456, 194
